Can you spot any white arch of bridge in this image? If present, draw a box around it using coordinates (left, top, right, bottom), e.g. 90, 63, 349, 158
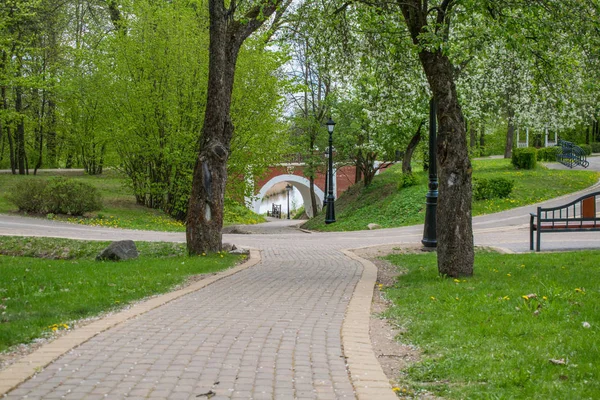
252, 174, 331, 218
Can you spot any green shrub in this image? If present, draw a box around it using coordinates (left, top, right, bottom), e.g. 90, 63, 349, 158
473, 177, 515, 200
591, 142, 600, 153
536, 146, 560, 161
578, 144, 592, 156
398, 173, 418, 189
511, 148, 537, 169
8, 179, 48, 213
8, 177, 102, 216
44, 177, 103, 215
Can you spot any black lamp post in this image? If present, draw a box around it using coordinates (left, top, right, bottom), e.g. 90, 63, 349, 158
325, 118, 336, 224
422, 98, 438, 248
285, 183, 292, 219
323, 150, 328, 209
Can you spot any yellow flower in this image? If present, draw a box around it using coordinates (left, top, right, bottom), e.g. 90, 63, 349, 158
502, 296, 510, 301
575, 288, 585, 293
542, 296, 548, 301
430, 296, 437, 301
522, 295, 529, 301
392, 387, 401, 392
453, 279, 460, 283
455, 297, 459, 301
202, 253, 206, 256
52, 327, 58, 332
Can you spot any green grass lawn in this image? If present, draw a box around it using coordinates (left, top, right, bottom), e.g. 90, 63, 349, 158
384, 250, 600, 399
0, 170, 264, 231
303, 159, 599, 231
0, 236, 242, 353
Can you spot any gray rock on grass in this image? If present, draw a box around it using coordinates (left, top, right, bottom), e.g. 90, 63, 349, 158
367, 223, 382, 230
96, 240, 139, 261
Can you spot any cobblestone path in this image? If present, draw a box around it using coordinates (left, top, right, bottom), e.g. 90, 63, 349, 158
6, 249, 362, 400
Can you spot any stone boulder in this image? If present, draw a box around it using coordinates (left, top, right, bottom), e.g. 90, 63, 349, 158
367, 223, 382, 230
96, 240, 139, 261
222, 243, 237, 252
229, 248, 250, 256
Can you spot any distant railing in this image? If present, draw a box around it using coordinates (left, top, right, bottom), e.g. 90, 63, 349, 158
517, 142, 528, 148
557, 139, 589, 169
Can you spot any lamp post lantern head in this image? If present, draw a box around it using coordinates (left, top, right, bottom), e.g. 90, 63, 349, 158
285, 183, 292, 192
326, 118, 336, 134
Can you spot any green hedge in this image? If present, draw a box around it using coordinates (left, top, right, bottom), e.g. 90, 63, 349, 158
578, 144, 592, 156
9, 177, 102, 216
511, 148, 537, 169
473, 177, 515, 201
537, 146, 560, 162
398, 173, 419, 189
591, 142, 600, 153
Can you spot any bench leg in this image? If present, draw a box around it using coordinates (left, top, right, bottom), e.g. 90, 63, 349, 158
536, 229, 541, 252
530, 225, 534, 251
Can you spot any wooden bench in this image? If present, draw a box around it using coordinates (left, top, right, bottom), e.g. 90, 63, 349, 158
530, 191, 600, 251
266, 204, 282, 219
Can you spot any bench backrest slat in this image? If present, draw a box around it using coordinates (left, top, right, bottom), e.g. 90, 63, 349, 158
583, 197, 596, 219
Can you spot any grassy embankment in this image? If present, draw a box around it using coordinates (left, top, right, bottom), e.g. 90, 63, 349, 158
303, 158, 599, 231
0, 236, 241, 353
0, 170, 264, 231
384, 250, 600, 399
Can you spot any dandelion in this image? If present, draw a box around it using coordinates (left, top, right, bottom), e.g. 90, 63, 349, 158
430, 296, 437, 301
575, 288, 585, 293
507, 273, 512, 277
392, 387, 401, 393
453, 279, 460, 283
455, 297, 459, 301
502, 296, 510, 301
543, 296, 548, 301
202, 253, 206, 256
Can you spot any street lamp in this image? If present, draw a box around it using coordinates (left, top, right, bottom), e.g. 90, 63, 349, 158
285, 183, 292, 220
422, 98, 438, 248
325, 118, 336, 224
323, 150, 328, 208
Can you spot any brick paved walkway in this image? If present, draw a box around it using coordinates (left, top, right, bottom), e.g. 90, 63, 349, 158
5, 249, 363, 400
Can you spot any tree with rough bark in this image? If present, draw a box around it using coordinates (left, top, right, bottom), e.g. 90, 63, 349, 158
186, 0, 291, 254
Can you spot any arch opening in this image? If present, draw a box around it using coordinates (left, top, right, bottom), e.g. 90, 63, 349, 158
251, 174, 324, 218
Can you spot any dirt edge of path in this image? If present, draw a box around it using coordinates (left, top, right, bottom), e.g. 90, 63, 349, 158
352, 244, 442, 399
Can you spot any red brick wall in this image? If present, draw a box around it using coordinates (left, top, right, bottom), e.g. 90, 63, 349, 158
255, 165, 357, 198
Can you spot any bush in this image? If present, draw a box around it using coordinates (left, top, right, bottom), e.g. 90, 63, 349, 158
8, 177, 102, 216
578, 144, 592, 156
44, 177, 103, 215
591, 142, 600, 153
473, 177, 515, 201
398, 173, 418, 189
537, 146, 560, 162
8, 180, 48, 213
511, 148, 537, 169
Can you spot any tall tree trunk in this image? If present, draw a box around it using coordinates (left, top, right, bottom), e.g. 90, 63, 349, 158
46, 99, 57, 167
354, 162, 361, 183
34, 89, 47, 175
420, 52, 474, 277
15, 86, 26, 175
480, 122, 485, 148
505, 107, 514, 159
470, 122, 476, 148
401, 0, 473, 276
186, 0, 284, 254
402, 120, 424, 173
